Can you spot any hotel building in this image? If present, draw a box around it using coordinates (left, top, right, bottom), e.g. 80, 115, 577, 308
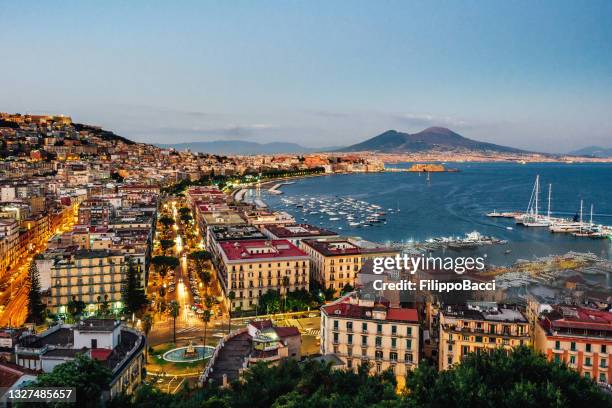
320, 292, 420, 377
262, 223, 338, 246
534, 305, 611, 384
300, 238, 398, 294
216, 239, 310, 311
438, 301, 530, 370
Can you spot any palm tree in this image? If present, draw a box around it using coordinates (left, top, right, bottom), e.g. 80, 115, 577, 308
142, 314, 153, 337
227, 291, 235, 335
201, 309, 212, 365
201, 271, 212, 295
169, 301, 180, 344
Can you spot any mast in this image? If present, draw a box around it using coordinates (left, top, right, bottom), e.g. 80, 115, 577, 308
547, 183, 552, 220
579, 199, 583, 233
590, 204, 593, 226
534, 175, 540, 218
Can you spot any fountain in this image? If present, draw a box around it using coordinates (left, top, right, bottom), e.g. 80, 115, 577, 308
162, 342, 214, 362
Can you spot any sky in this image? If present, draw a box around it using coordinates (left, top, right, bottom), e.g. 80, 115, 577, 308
1, 1, 611, 153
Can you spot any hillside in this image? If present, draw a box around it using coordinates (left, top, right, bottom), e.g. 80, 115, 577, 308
338, 127, 528, 154
568, 146, 612, 158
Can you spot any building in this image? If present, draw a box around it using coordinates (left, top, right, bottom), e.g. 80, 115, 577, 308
320, 292, 420, 377
438, 301, 530, 370
216, 239, 310, 311
534, 305, 612, 384
300, 238, 399, 295
262, 223, 338, 246
247, 320, 301, 366
207, 224, 266, 264
48, 249, 144, 315
14, 318, 146, 399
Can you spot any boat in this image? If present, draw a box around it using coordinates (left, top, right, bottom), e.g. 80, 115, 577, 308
517, 176, 551, 227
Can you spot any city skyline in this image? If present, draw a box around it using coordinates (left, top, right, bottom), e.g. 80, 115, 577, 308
1, 1, 612, 152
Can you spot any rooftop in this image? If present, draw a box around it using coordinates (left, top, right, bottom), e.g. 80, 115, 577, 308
301, 238, 397, 257
322, 296, 418, 323
219, 239, 308, 262
210, 224, 266, 242
263, 223, 338, 239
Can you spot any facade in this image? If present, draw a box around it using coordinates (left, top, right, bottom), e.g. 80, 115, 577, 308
300, 238, 399, 294
14, 319, 146, 399
534, 305, 612, 385
320, 292, 420, 377
438, 301, 530, 370
48, 249, 143, 314
216, 239, 310, 311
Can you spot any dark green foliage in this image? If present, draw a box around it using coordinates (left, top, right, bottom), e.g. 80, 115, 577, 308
28, 354, 112, 408
122, 258, 148, 315
27, 261, 45, 324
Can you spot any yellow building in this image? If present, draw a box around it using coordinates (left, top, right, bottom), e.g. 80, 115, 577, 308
320, 292, 420, 377
300, 238, 398, 295
217, 239, 310, 311
49, 249, 143, 314
438, 301, 530, 370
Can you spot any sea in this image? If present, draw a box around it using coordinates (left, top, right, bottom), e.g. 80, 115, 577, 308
255, 162, 612, 266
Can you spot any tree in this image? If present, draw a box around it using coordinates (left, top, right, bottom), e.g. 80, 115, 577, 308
151, 255, 179, 278
180, 213, 193, 224
201, 309, 211, 356
189, 250, 212, 271
405, 346, 612, 407
142, 314, 153, 337
33, 354, 112, 407
258, 290, 281, 315
122, 258, 148, 315
159, 239, 175, 254
159, 215, 175, 229
67, 299, 86, 318
340, 283, 354, 295
281, 276, 290, 312
26, 261, 45, 324
227, 291, 235, 334
200, 271, 212, 294
178, 207, 191, 216
169, 300, 180, 344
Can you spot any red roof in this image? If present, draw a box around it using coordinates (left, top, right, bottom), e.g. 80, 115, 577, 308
386, 308, 419, 322
322, 299, 418, 323
249, 320, 273, 330
91, 348, 113, 361
219, 239, 308, 261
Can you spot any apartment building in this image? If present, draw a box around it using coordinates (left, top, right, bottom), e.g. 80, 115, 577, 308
438, 301, 530, 370
48, 249, 143, 315
534, 305, 611, 384
320, 292, 420, 377
216, 239, 310, 311
300, 238, 398, 294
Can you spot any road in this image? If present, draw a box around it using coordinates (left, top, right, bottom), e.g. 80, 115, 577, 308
0, 212, 77, 327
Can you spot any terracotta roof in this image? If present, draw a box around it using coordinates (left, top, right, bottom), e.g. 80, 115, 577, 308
91, 348, 113, 361
249, 320, 273, 330
219, 239, 308, 262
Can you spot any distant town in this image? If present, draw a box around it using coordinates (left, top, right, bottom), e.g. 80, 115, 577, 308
0, 112, 610, 404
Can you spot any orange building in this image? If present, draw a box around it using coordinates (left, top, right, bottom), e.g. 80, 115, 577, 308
535, 305, 611, 385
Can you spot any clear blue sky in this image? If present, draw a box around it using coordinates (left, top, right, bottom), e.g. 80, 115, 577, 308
1, 0, 611, 152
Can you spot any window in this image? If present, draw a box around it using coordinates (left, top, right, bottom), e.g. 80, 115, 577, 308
375, 350, 383, 360
377, 324, 383, 334
362, 322, 368, 333
475, 336, 482, 343
554, 354, 561, 363
407, 327, 412, 336
391, 338, 397, 349
570, 342, 576, 351
333, 333, 339, 344
585, 357, 591, 367
599, 373, 606, 382
602, 345, 607, 353
347, 358, 353, 369
405, 353, 413, 362
586, 343, 592, 353
570, 355, 576, 365
555, 340, 561, 350
600, 358, 607, 368
333, 320, 339, 330
347, 321, 353, 332
489, 337, 496, 343
347, 334, 353, 345
391, 325, 397, 335
375, 337, 382, 347
390, 352, 398, 361
406, 339, 412, 350
361, 336, 368, 346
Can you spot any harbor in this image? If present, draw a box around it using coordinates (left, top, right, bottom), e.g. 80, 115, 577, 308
487, 174, 612, 240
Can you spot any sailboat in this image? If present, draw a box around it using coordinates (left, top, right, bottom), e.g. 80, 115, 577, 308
518, 176, 551, 227
550, 199, 584, 233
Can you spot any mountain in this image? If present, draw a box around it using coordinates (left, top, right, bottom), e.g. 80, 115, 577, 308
338, 127, 528, 154
155, 140, 333, 155
568, 146, 612, 158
